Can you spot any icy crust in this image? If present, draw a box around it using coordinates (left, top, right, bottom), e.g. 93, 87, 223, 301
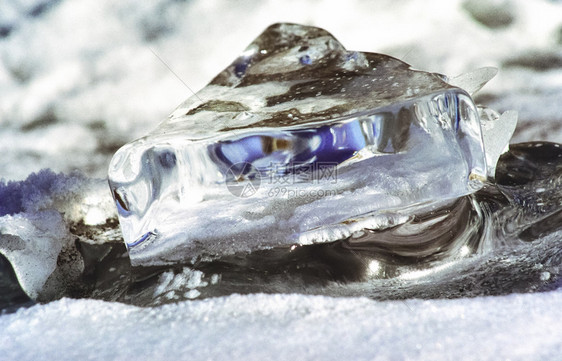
0, 170, 116, 299
0, 210, 67, 300
1, 290, 561, 361
108, 23, 493, 265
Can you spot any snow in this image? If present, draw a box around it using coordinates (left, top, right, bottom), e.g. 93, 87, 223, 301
1, 291, 561, 361
0, 170, 116, 298
0, 210, 67, 299
153, 267, 209, 301
0, 0, 561, 359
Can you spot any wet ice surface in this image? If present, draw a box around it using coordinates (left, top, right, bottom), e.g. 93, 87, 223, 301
1, 0, 562, 360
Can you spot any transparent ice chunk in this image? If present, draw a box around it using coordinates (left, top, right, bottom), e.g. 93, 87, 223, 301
108, 23, 496, 266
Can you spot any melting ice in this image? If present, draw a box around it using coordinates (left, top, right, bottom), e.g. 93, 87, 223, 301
108, 23, 516, 266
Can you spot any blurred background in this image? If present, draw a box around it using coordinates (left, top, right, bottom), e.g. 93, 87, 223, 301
1, 0, 561, 180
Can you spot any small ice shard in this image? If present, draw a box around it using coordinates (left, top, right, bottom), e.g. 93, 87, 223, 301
108, 23, 512, 266
448, 67, 498, 95
479, 108, 518, 178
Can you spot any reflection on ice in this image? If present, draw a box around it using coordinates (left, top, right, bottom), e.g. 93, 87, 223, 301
100, 141, 561, 306
108, 23, 512, 266
1, 143, 560, 308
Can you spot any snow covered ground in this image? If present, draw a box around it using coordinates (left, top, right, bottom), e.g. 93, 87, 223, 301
0, 0, 561, 360
1, 291, 561, 361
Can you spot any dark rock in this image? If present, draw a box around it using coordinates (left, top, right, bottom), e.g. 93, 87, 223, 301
463, 0, 515, 29
503, 52, 562, 71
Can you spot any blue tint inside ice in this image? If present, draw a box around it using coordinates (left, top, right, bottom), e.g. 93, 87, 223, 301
299, 54, 312, 65
211, 120, 368, 175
